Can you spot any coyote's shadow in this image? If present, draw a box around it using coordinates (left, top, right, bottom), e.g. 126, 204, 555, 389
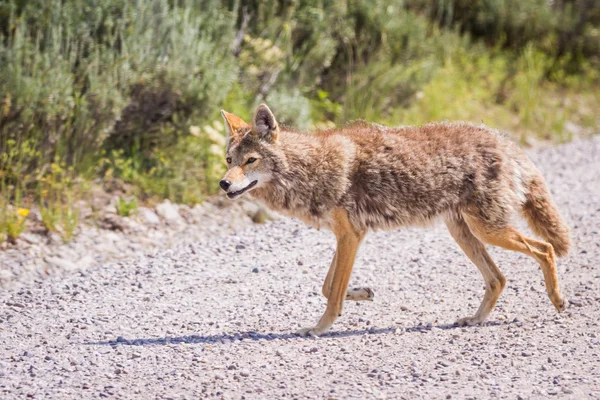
85, 321, 501, 347
85, 327, 396, 346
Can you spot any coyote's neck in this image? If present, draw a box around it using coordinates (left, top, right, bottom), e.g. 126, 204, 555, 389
251, 132, 354, 225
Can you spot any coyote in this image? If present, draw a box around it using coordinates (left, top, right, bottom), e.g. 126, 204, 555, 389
219, 104, 571, 337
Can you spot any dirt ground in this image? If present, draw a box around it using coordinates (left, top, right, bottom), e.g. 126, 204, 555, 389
1, 136, 599, 399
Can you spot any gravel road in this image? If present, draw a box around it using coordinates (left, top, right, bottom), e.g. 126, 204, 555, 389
1, 137, 599, 399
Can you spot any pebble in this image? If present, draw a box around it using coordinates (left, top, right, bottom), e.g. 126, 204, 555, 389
155, 200, 183, 224
138, 208, 161, 226
568, 298, 583, 307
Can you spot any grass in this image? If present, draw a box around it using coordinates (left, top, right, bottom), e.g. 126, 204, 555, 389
386, 48, 600, 144
39, 201, 80, 242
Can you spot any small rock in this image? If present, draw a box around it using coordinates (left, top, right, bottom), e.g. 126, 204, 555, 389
138, 208, 161, 226
240, 370, 250, 377
252, 267, 259, 273
45, 256, 78, 271
0, 269, 14, 283
19, 233, 42, 245
155, 200, 183, 224
568, 298, 583, 307
100, 213, 126, 231
215, 373, 225, 380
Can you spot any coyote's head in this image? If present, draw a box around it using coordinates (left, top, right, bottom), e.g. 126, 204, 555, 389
219, 104, 281, 200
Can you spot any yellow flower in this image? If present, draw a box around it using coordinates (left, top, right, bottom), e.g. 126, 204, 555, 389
17, 208, 29, 217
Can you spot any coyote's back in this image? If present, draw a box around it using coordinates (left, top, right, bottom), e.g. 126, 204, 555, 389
332, 122, 571, 257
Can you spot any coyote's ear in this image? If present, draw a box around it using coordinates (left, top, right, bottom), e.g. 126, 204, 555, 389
220, 110, 249, 144
252, 104, 279, 143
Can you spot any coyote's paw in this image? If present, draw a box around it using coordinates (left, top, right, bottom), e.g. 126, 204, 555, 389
295, 326, 328, 338
455, 315, 486, 327
553, 297, 568, 313
346, 287, 375, 302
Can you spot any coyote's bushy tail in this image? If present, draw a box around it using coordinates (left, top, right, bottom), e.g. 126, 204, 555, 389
522, 176, 571, 257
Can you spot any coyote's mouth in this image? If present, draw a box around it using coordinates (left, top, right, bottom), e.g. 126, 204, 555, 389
226, 180, 258, 199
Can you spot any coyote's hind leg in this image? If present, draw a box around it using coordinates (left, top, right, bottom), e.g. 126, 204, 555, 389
463, 214, 566, 313
322, 252, 374, 302
445, 216, 506, 326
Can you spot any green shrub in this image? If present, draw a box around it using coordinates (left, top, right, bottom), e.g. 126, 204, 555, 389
0, 0, 598, 233
116, 197, 138, 217
1, 0, 237, 195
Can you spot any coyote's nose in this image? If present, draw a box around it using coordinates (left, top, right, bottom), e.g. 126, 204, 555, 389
219, 180, 232, 191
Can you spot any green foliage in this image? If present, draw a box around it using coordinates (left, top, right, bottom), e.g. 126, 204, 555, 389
418, 0, 600, 68
390, 46, 599, 144
39, 201, 80, 242
116, 197, 138, 217
35, 162, 83, 242
0, 0, 599, 243
0, 199, 29, 244
1, 0, 236, 196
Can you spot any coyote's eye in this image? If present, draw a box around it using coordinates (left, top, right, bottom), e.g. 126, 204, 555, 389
246, 157, 257, 164
226, 157, 232, 164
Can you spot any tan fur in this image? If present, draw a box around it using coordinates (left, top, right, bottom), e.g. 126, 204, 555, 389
522, 177, 571, 257
220, 105, 571, 335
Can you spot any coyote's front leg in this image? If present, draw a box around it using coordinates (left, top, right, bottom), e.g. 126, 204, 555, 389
297, 210, 365, 337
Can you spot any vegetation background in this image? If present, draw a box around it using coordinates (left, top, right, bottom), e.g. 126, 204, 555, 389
1, 0, 599, 244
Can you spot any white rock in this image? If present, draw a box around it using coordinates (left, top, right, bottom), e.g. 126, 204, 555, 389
78, 255, 95, 269
0, 269, 14, 283
45, 256, 79, 271
155, 200, 183, 224
138, 208, 161, 226
19, 232, 42, 245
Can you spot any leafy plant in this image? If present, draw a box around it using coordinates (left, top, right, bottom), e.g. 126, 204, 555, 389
116, 197, 138, 217
0, 204, 29, 244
